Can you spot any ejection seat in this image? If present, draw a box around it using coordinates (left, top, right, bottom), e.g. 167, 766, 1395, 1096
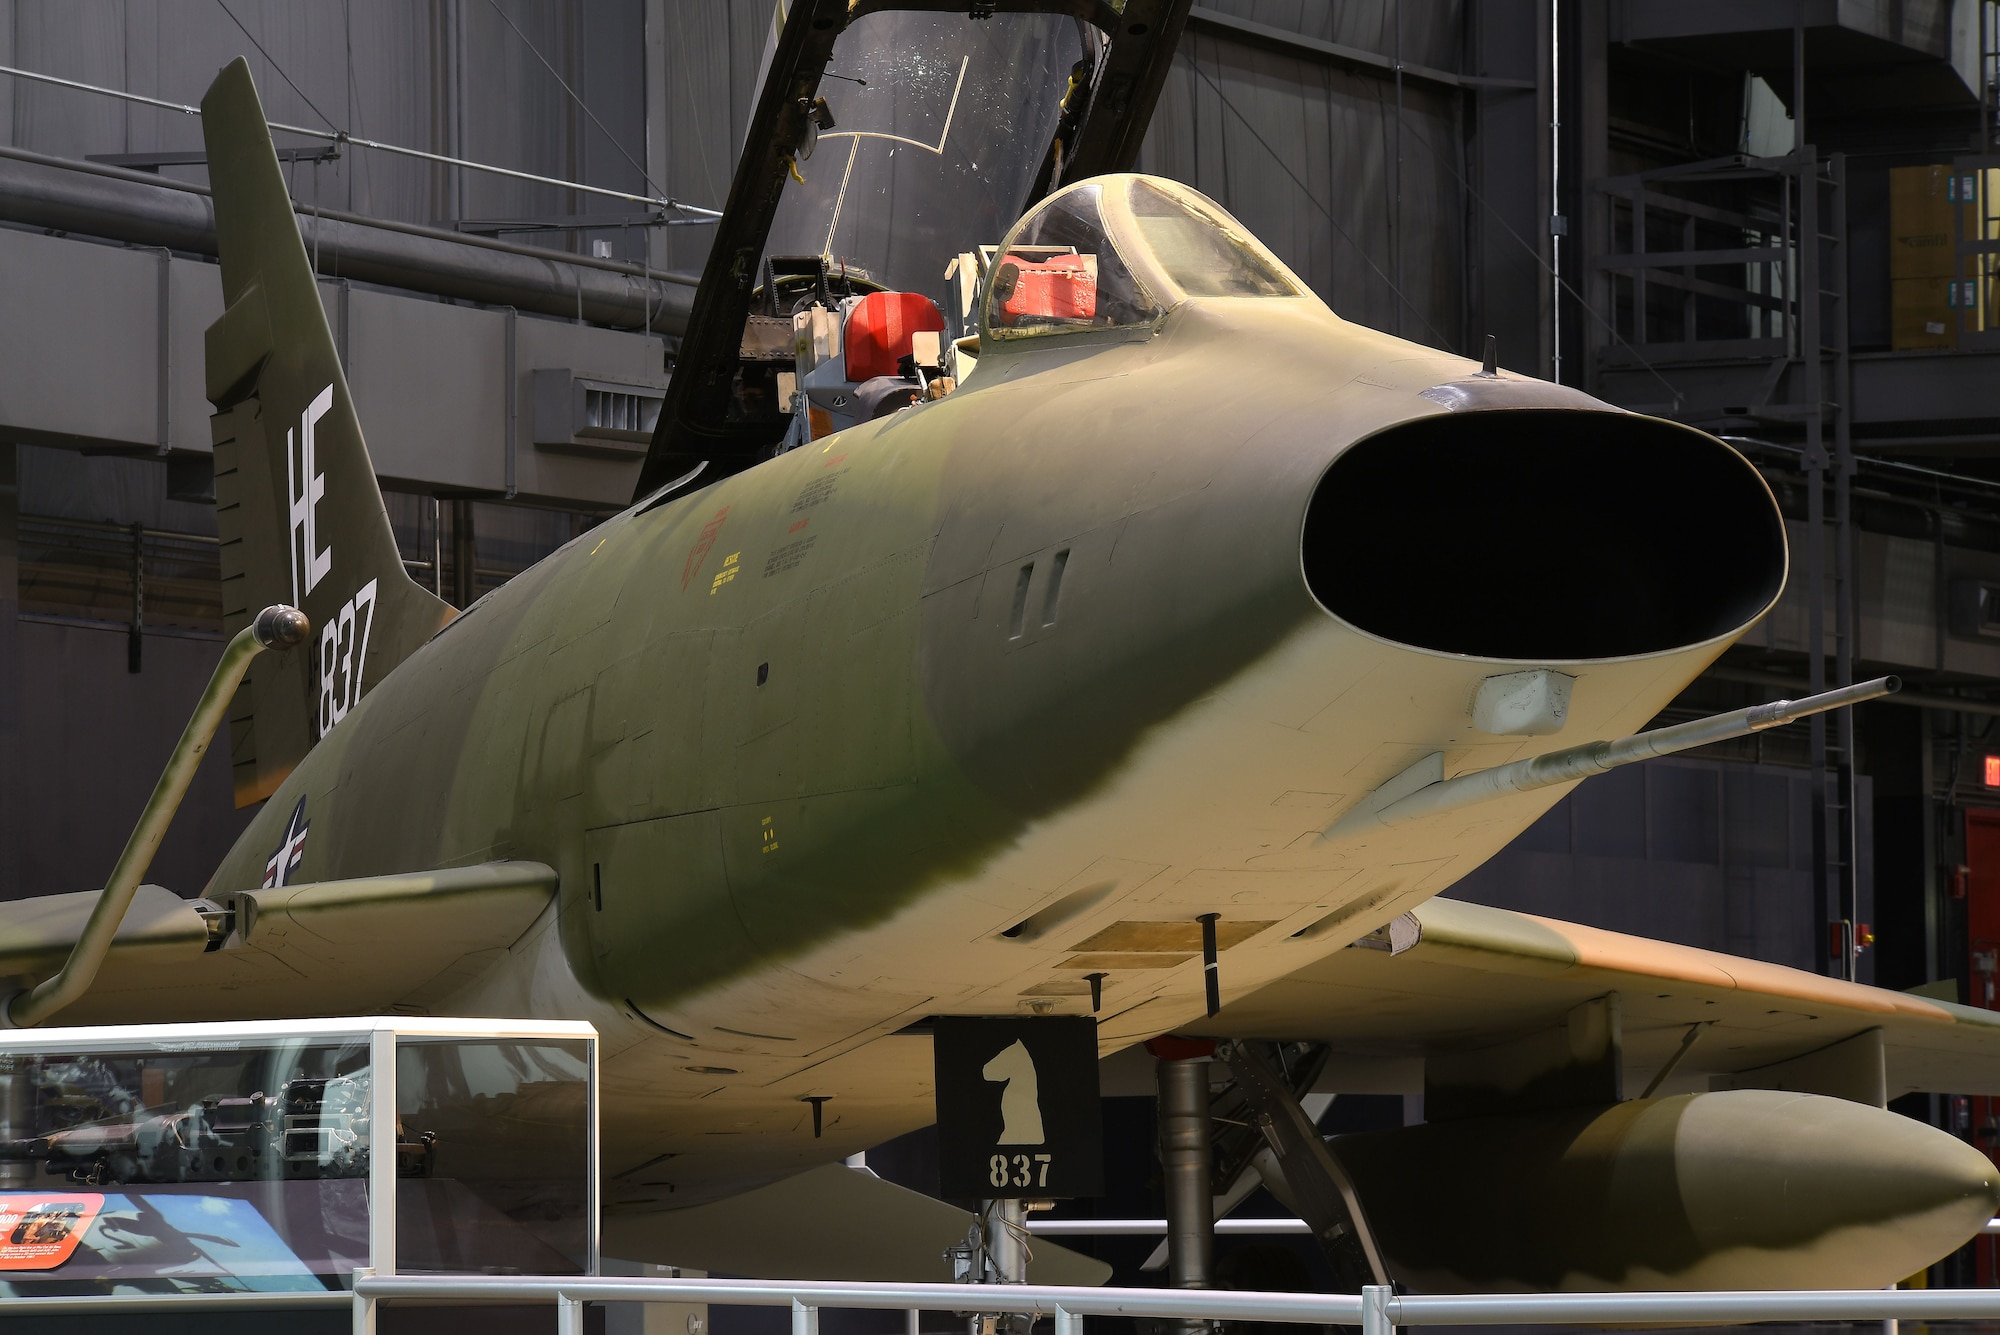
843, 291, 948, 421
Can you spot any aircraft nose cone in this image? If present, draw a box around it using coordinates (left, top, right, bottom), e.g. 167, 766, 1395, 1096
1674, 1089, 2000, 1288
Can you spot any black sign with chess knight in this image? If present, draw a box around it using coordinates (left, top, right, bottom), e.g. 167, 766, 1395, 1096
933, 1016, 1103, 1199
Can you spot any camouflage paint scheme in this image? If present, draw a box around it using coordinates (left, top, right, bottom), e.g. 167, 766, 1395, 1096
5, 59, 1996, 1291
199, 198, 1772, 1192
1335, 1088, 1993, 1291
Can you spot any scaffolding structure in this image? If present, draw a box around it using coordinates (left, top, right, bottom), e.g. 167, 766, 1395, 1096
1584, 150, 1860, 979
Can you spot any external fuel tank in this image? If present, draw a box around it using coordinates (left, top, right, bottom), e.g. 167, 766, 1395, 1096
1326, 1090, 2000, 1292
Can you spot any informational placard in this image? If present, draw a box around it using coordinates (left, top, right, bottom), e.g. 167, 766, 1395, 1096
934, 1016, 1102, 1199
0, 1193, 103, 1270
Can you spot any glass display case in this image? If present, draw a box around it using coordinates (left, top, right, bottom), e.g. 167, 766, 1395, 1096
0, 1016, 596, 1296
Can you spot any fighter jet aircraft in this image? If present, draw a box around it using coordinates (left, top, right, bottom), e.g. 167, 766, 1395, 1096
4, 0, 2000, 1296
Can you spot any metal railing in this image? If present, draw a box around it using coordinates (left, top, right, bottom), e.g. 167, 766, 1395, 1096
1051, 1216, 2000, 1237
1028, 1217, 1312, 1235
345, 1276, 2000, 1335
12, 1274, 2000, 1333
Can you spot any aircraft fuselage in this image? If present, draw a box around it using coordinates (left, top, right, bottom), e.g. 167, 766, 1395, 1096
192, 294, 1780, 1201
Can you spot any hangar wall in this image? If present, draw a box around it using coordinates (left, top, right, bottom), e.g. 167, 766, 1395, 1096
1146, 5, 1463, 348
6, 0, 1995, 1029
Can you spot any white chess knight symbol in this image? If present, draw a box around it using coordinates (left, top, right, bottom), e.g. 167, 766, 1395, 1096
982, 1039, 1045, 1145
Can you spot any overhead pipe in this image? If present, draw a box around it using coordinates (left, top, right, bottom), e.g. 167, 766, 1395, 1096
0, 146, 696, 334
1, 605, 309, 1029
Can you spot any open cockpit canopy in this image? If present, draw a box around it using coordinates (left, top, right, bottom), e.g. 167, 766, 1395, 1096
634, 0, 1194, 497
763, 8, 1092, 307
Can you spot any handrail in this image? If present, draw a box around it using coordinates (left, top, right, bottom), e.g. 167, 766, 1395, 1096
1028, 1218, 1311, 1235
351, 1275, 1366, 1324
341, 1276, 2000, 1333
7, 1276, 2000, 1328
0, 603, 309, 1028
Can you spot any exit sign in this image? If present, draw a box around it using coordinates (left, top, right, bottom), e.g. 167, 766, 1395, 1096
1985, 755, 2000, 787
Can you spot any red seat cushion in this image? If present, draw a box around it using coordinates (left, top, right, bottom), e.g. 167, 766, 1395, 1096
843, 291, 947, 382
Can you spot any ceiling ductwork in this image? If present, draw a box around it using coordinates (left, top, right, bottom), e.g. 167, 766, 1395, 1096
0, 145, 697, 335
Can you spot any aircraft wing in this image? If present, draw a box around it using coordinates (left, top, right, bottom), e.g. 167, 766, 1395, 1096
0, 865, 556, 1024
1192, 896, 2000, 1103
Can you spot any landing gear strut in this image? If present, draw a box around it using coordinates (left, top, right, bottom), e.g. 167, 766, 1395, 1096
1158, 1053, 1216, 1292
1216, 1040, 1388, 1292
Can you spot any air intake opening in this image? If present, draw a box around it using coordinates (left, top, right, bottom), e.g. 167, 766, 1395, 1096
1302, 411, 1785, 660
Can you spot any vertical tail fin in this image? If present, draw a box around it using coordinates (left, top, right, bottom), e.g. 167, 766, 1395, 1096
200, 58, 454, 807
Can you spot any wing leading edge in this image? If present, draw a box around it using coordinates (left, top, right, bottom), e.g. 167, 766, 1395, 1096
0, 864, 556, 1025
1197, 896, 2000, 1104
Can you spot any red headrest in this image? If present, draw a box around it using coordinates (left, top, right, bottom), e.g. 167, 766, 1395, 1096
844, 291, 947, 382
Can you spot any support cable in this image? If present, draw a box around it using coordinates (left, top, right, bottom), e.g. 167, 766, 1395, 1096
1183, 52, 1457, 352
1390, 108, 1687, 410
483, 0, 674, 206
1188, 31, 1684, 410
0, 62, 720, 218
214, 0, 341, 132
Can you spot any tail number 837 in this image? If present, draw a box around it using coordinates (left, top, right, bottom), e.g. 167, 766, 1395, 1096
989, 1153, 1053, 1189
317, 578, 379, 737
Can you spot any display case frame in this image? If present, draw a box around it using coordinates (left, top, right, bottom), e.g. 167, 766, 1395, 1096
0, 1014, 598, 1288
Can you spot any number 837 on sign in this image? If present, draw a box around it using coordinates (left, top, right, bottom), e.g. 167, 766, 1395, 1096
990, 1152, 1054, 1189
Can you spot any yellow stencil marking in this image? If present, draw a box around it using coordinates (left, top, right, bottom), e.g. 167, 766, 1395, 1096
590, 538, 608, 555
760, 814, 779, 853
711, 552, 741, 594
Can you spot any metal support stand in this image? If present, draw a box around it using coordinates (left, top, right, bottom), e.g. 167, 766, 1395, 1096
951, 1199, 1033, 1335
1362, 1285, 1395, 1335
986, 1198, 1029, 1284
1217, 1040, 1388, 1292
1158, 1056, 1215, 1293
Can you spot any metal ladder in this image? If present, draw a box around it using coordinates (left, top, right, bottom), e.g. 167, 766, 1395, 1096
1796, 151, 1860, 980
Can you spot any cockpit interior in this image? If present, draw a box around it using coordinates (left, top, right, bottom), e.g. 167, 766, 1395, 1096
636, 1, 1275, 493
770, 174, 1309, 445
